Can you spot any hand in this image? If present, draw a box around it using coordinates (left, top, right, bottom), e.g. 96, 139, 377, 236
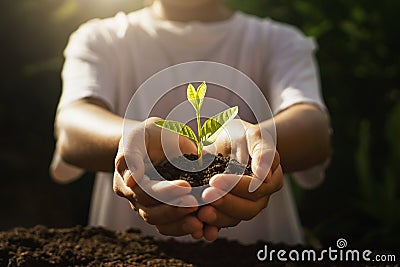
113, 117, 204, 239
198, 120, 283, 241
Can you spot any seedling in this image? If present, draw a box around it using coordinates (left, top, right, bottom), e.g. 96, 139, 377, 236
155, 82, 238, 166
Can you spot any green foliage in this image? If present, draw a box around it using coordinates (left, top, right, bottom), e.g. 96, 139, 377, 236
154, 120, 198, 144
187, 82, 206, 112
155, 82, 238, 164
225, 0, 400, 248
352, 118, 400, 246
201, 107, 238, 146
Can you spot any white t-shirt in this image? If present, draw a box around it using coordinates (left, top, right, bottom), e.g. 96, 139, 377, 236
52, 8, 328, 245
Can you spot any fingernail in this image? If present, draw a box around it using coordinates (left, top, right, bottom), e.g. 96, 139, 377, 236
253, 163, 271, 181
209, 175, 240, 190
202, 187, 224, 203
209, 175, 227, 188
248, 178, 263, 193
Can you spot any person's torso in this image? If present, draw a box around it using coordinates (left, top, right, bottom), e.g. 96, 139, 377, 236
95, 8, 275, 118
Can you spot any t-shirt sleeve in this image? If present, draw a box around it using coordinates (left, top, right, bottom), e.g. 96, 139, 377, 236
58, 19, 117, 111
51, 19, 119, 183
264, 22, 331, 189
265, 22, 326, 115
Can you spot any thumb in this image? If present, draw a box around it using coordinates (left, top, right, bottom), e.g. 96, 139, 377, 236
118, 122, 148, 186
246, 127, 275, 192
116, 151, 145, 187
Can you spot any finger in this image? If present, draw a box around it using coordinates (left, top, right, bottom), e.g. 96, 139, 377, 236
201, 186, 228, 204
207, 189, 270, 221
203, 225, 220, 242
248, 148, 276, 192
222, 119, 250, 164
248, 142, 273, 186
119, 123, 147, 184
249, 142, 274, 178
125, 154, 147, 185
209, 172, 283, 202
266, 164, 283, 194
191, 230, 204, 240
113, 170, 135, 203
271, 150, 280, 172
257, 150, 280, 190
133, 178, 193, 207
197, 205, 240, 228
131, 184, 160, 207
156, 215, 203, 237
245, 126, 276, 191
228, 121, 249, 164
136, 195, 198, 225
232, 139, 250, 166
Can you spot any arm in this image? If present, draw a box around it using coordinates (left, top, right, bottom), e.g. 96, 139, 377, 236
198, 103, 331, 240
270, 103, 331, 173
55, 98, 204, 238
55, 97, 127, 172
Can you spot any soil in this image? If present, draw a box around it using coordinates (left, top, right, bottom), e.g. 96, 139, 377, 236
1, 225, 396, 267
149, 153, 253, 187
0, 225, 286, 267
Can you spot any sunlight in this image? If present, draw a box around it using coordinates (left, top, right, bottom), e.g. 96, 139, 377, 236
52, 0, 145, 22
52, 0, 79, 22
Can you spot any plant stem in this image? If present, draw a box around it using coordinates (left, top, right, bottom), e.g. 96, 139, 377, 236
197, 142, 203, 166
196, 110, 203, 166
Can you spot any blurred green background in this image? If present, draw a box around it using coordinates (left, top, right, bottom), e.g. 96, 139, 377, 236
0, 0, 399, 250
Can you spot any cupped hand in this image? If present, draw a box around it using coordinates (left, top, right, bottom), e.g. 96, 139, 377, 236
113, 117, 204, 239
198, 120, 283, 241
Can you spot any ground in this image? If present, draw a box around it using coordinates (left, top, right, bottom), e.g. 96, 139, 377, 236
2, 225, 396, 267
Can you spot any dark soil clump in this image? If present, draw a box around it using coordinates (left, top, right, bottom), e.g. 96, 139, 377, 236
0, 225, 190, 267
1, 225, 394, 267
149, 153, 253, 187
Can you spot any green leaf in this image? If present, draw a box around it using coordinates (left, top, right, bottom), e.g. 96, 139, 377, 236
155, 120, 198, 143
200, 106, 238, 146
187, 82, 207, 112
196, 81, 207, 110
187, 83, 198, 111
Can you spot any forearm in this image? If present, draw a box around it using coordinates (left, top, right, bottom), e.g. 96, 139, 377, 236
55, 98, 137, 172
261, 103, 331, 173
